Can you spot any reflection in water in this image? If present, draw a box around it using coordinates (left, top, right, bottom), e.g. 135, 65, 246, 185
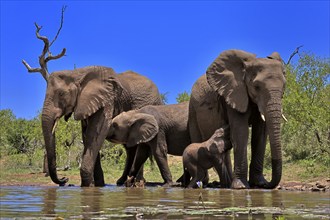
0, 186, 329, 219
80, 187, 103, 219
42, 187, 57, 217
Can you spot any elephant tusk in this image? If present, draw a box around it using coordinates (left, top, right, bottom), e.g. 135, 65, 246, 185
260, 113, 266, 122
52, 118, 59, 135
282, 114, 288, 122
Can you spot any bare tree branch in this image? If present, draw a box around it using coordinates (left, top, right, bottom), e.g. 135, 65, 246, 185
50, 5, 67, 48
286, 45, 303, 65
22, 6, 67, 82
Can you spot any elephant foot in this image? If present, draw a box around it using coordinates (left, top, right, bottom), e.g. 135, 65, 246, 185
125, 176, 145, 188
249, 174, 268, 188
176, 172, 191, 187
135, 176, 146, 183
116, 175, 127, 186
94, 179, 105, 187
125, 176, 135, 187
176, 175, 184, 183
231, 178, 250, 189
80, 174, 94, 187
162, 181, 174, 187
220, 180, 232, 188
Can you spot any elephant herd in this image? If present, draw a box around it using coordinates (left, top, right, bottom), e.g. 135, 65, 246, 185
25, 49, 286, 189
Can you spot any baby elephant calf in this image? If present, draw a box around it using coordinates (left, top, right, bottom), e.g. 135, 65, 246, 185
183, 126, 232, 188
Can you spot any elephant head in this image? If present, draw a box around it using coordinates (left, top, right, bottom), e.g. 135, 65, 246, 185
206, 49, 285, 188
109, 111, 159, 147
210, 126, 232, 153
41, 66, 124, 185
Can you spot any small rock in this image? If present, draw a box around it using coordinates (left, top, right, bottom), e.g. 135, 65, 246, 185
311, 186, 322, 192
316, 182, 326, 188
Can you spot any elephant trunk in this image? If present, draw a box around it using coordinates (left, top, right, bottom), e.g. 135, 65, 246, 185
41, 102, 68, 186
264, 90, 283, 189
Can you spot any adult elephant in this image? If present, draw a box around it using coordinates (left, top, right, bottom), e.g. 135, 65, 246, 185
108, 102, 190, 186
28, 66, 162, 187
22, 26, 162, 187
189, 49, 286, 189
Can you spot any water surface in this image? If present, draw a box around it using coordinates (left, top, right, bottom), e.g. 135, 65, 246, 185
0, 186, 329, 219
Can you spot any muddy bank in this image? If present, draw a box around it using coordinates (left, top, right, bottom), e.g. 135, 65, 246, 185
1, 172, 329, 192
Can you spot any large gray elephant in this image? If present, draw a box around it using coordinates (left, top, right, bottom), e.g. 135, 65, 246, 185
108, 102, 190, 186
33, 66, 162, 187
189, 49, 286, 189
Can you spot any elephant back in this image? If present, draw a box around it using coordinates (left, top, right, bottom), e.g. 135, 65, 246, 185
117, 71, 163, 110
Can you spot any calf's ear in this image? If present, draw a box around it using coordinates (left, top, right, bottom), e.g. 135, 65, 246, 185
127, 113, 159, 147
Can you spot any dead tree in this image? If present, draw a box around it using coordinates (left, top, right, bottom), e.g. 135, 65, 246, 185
22, 6, 67, 175
22, 6, 67, 82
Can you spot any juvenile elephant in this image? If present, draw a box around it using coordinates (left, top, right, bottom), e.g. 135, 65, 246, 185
189, 49, 286, 189
183, 126, 232, 188
108, 102, 190, 186
28, 66, 162, 187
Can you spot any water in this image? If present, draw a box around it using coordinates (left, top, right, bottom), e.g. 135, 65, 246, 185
0, 186, 329, 219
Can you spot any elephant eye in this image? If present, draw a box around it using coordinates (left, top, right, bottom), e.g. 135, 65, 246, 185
58, 90, 65, 97
112, 122, 118, 129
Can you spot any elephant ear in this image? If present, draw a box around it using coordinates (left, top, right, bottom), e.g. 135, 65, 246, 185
267, 51, 282, 62
74, 70, 124, 120
127, 113, 159, 147
206, 49, 256, 113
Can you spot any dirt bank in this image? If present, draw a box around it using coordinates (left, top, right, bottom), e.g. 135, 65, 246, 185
1, 172, 329, 192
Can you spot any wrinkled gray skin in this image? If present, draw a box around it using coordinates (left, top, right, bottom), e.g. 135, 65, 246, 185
108, 102, 190, 186
189, 49, 285, 189
183, 127, 232, 188
42, 66, 162, 187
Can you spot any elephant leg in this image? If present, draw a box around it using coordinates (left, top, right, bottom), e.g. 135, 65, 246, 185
117, 146, 137, 185
151, 136, 173, 185
219, 151, 233, 188
93, 152, 105, 187
249, 113, 268, 187
187, 167, 206, 188
202, 170, 209, 186
153, 153, 173, 185
81, 109, 109, 187
180, 168, 191, 187
227, 106, 250, 189
176, 171, 191, 186
214, 153, 232, 188
128, 144, 150, 180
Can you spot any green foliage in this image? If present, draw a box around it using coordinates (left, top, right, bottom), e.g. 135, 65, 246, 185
54, 117, 82, 168
101, 142, 126, 167
176, 91, 190, 103
282, 52, 330, 165
0, 109, 15, 157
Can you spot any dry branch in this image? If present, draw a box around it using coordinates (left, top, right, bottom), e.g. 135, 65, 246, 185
286, 45, 303, 65
22, 6, 67, 82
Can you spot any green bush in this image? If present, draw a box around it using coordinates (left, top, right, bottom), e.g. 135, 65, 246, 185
282, 52, 330, 165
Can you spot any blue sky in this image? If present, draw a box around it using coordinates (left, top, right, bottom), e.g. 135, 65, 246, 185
1, 1, 329, 119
